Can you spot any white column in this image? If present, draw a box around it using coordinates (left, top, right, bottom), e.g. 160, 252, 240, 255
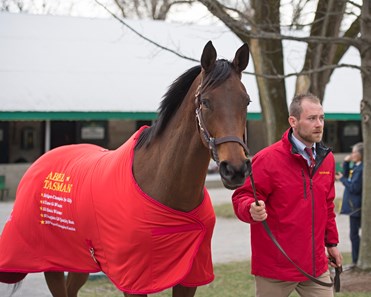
44, 120, 51, 152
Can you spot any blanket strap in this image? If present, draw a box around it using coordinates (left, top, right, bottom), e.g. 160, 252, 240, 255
86, 240, 102, 269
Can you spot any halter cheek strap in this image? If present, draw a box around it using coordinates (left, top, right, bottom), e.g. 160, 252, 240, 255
195, 92, 249, 165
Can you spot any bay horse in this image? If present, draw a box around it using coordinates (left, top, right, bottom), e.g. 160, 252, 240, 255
0, 41, 251, 297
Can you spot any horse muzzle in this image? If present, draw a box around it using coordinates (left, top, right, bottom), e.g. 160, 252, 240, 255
219, 159, 251, 190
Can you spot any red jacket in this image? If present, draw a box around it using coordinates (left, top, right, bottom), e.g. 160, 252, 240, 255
232, 128, 338, 281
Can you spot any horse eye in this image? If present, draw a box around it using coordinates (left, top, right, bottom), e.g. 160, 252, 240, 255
247, 98, 252, 106
200, 98, 211, 108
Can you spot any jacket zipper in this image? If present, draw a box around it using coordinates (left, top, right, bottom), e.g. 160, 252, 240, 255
310, 177, 316, 276
301, 169, 307, 199
302, 150, 316, 274
303, 167, 315, 275
297, 145, 332, 276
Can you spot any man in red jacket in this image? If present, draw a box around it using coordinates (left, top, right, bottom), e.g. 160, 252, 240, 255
232, 93, 342, 297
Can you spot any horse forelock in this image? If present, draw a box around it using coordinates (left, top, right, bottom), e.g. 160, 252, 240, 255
200, 59, 233, 94
135, 59, 234, 150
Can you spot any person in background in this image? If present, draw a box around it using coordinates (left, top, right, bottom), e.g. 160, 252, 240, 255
232, 93, 342, 297
335, 142, 363, 268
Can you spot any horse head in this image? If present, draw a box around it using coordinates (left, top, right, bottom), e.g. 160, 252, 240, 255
196, 41, 252, 189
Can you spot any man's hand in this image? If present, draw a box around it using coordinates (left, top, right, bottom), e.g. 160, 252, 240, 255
250, 200, 267, 221
335, 171, 343, 181
327, 247, 343, 268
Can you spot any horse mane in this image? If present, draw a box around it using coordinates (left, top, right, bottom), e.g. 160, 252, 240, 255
135, 59, 233, 149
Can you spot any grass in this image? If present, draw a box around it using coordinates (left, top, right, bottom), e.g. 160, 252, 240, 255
80, 261, 254, 297
80, 200, 369, 296
80, 256, 371, 297
213, 202, 236, 218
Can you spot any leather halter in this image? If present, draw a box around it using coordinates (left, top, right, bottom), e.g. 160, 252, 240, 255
195, 86, 250, 165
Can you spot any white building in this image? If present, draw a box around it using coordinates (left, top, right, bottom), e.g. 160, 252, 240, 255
0, 12, 363, 195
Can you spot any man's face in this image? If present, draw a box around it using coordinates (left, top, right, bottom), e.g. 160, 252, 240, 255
351, 148, 362, 163
289, 99, 324, 147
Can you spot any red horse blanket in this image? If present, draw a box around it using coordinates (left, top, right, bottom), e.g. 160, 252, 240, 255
0, 126, 215, 294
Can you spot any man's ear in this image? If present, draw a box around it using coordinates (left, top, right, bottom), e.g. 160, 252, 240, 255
288, 116, 297, 128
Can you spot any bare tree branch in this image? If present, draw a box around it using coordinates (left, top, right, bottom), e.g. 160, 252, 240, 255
113, 0, 196, 20
246, 31, 360, 48
256, 62, 362, 79
348, 0, 362, 10
113, 0, 126, 17
95, 0, 198, 62
96, 0, 362, 81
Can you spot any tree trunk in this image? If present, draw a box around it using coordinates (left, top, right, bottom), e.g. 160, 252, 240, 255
359, 0, 371, 270
298, 0, 347, 101
250, 0, 288, 144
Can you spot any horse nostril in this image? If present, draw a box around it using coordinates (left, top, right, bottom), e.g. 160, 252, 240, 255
219, 161, 235, 180
219, 160, 250, 189
219, 159, 251, 183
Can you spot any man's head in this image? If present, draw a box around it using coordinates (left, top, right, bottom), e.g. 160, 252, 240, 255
288, 93, 324, 147
351, 142, 363, 162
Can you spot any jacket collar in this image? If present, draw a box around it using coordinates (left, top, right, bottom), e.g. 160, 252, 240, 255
282, 128, 332, 161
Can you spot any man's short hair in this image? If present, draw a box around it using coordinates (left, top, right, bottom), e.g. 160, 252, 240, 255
352, 142, 364, 159
289, 93, 321, 119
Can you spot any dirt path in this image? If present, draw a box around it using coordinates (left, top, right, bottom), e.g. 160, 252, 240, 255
341, 268, 371, 292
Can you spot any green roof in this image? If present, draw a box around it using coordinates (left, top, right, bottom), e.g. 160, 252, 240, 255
0, 111, 361, 121
0, 111, 158, 121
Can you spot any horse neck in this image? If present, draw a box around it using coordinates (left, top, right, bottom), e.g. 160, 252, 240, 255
133, 85, 211, 212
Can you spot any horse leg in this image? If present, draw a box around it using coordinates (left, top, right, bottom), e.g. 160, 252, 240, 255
172, 284, 197, 297
44, 271, 67, 297
66, 272, 89, 297
123, 293, 147, 297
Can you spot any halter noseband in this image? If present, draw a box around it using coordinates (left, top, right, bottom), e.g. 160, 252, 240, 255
195, 86, 250, 165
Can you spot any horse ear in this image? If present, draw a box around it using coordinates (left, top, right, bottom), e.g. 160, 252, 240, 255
201, 41, 217, 72
232, 43, 250, 73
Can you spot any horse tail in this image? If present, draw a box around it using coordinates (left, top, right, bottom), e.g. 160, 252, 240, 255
0, 272, 27, 284
9, 282, 23, 296
0, 272, 26, 297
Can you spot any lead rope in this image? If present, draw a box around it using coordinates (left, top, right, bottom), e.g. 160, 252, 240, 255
249, 173, 339, 289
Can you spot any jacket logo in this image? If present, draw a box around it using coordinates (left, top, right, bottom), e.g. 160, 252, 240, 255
319, 171, 330, 175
